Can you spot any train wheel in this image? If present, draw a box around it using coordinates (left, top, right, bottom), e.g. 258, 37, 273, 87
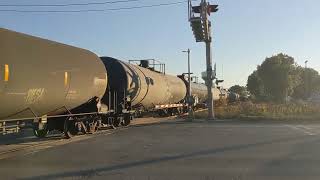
121, 115, 131, 126
80, 122, 87, 135
158, 110, 167, 117
107, 117, 116, 129
32, 123, 49, 138
113, 117, 121, 127
85, 116, 98, 133
64, 118, 78, 139
33, 128, 48, 138
134, 110, 143, 118
88, 121, 98, 134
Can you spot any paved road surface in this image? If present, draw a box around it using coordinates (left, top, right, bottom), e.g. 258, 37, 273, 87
1, 119, 320, 180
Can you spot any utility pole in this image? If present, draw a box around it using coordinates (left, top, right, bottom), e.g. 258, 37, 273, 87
205, 37, 214, 119
188, 0, 218, 120
305, 60, 309, 99
183, 49, 193, 119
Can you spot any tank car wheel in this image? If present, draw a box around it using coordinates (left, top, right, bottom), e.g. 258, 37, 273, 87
158, 110, 167, 117
64, 118, 78, 139
88, 121, 98, 134
121, 115, 131, 126
168, 109, 174, 116
33, 128, 49, 138
107, 117, 116, 129
32, 123, 49, 138
113, 117, 121, 127
86, 116, 100, 133
80, 122, 87, 135
134, 110, 143, 118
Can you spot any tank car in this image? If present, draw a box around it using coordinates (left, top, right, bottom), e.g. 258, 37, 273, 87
189, 83, 207, 104
0, 28, 108, 138
100, 57, 187, 116
217, 87, 229, 105
178, 74, 229, 107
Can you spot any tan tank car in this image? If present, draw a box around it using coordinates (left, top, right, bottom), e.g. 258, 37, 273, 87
100, 57, 187, 111
0, 28, 107, 137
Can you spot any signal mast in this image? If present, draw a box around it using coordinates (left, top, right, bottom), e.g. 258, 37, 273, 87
188, 0, 218, 119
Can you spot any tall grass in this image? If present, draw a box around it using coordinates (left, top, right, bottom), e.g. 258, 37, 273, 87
194, 102, 320, 120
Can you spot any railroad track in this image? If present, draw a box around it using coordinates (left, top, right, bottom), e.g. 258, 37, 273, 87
0, 109, 206, 160
0, 127, 128, 160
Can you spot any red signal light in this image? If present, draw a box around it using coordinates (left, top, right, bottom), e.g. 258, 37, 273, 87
207, 4, 218, 15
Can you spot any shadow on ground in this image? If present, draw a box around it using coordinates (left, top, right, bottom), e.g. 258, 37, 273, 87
21, 134, 316, 180
0, 117, 307, 147
0, 129, 63, 146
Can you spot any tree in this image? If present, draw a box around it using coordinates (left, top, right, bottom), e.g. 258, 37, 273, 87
246, 53, 320, 102
312, 76, 320, 94
292, 67, 320, 99
247, 70, 265, 100
229, 85, 247, 97
257, 53, 301, 102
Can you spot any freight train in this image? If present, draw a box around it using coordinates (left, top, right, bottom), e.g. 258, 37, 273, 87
0, 28, 230, 138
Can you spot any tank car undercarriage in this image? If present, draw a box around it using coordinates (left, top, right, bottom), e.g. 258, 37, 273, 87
31, 111, 133, 139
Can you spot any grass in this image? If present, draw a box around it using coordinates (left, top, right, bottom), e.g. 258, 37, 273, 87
194, 102, 320, 121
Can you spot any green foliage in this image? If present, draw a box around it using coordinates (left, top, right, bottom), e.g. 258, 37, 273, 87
292, 67, 320, 99
229, 85, 247, 97
247, 70, 265, 100
246, 53, 320, 102
257, 53, 300, 102
246, 53, 320, 103
313, 77, 320, 92
194, 102, 320, 120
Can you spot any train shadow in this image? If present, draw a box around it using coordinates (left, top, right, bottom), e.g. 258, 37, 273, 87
21, 135, 316, 180
0, 129, 63, 146
0, 118, 239, 147
130, 118, 232, 129
0, 119, 187, 147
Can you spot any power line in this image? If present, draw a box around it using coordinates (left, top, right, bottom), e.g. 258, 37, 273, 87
0, 0, 140, 7
0, 1, 189, 13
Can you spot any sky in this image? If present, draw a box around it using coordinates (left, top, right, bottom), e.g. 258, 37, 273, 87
0, 0, 319, 88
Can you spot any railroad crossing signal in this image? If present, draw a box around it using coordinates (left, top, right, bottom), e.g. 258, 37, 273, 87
189, 1, 218, 42
190, 17, 204, 42
188, 0, 218, 120
192, 4, 218, 15
207, 5, 219, 15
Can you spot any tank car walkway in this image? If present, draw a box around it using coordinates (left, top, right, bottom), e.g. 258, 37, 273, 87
1, 118, 320, 180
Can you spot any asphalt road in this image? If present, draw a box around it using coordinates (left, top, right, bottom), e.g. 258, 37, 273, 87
1, 118, 320, 180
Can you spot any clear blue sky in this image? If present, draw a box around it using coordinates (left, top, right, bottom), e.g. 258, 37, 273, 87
1, 0, 319, 88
